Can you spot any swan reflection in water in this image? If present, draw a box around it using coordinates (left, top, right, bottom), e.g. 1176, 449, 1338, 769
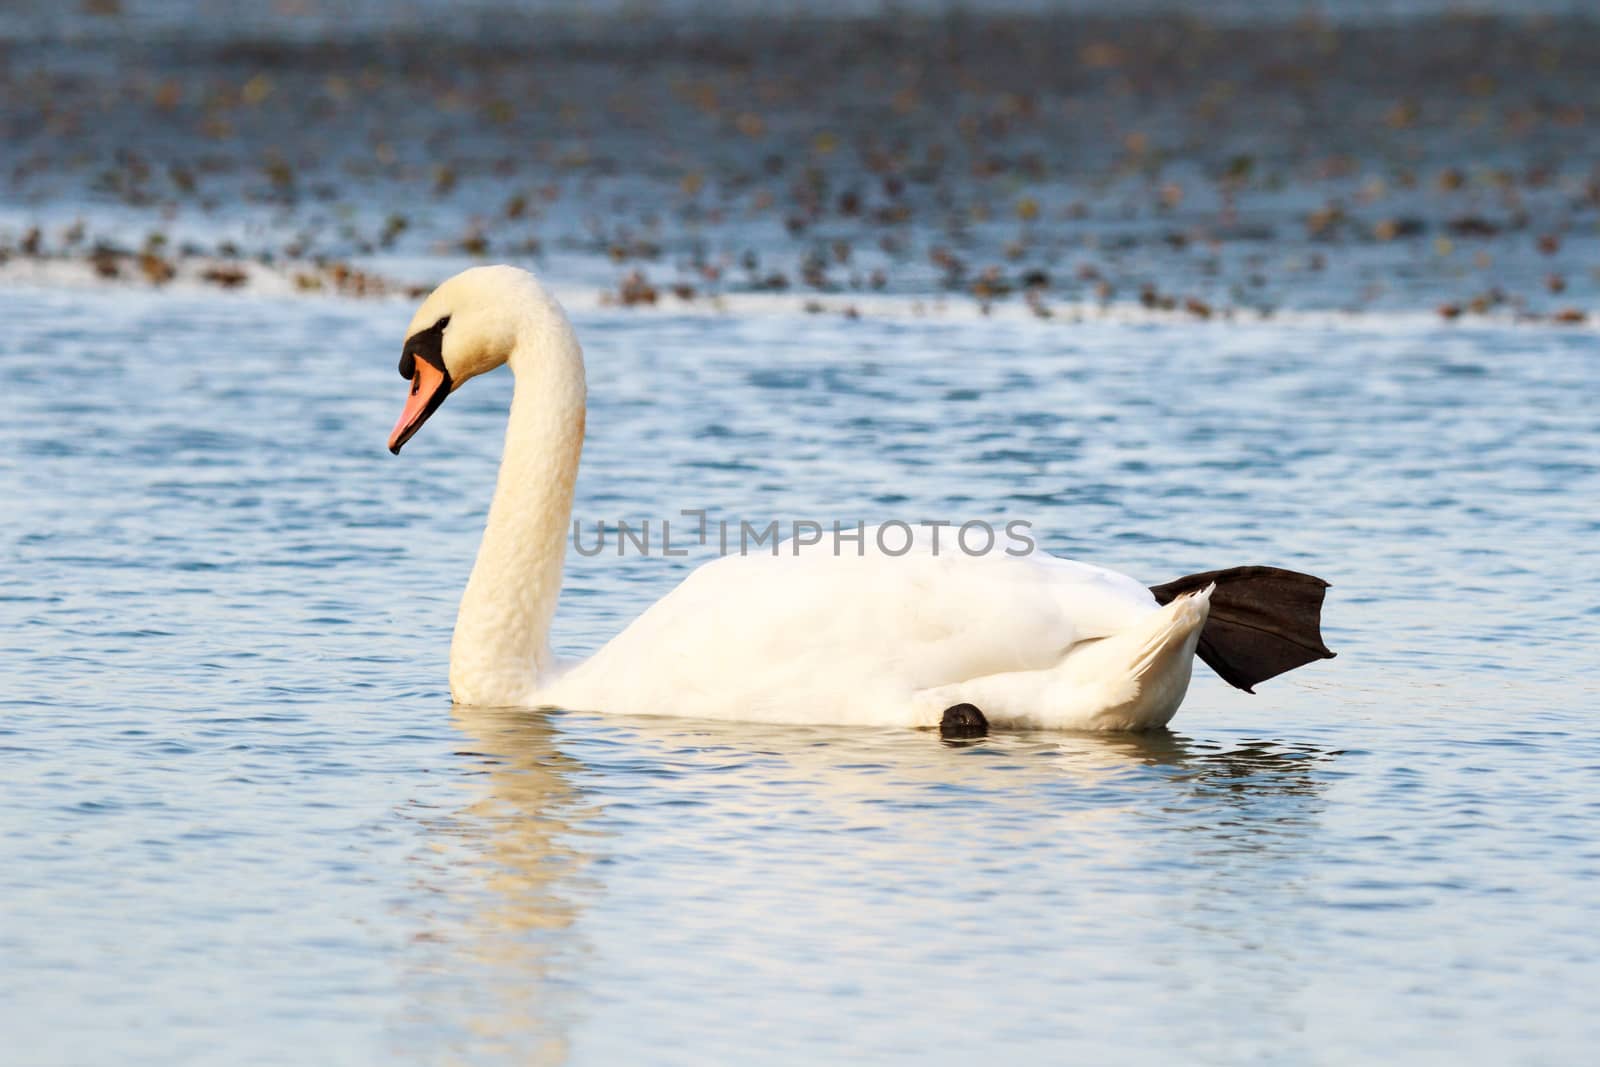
396, 705, 601, 1066
402, 708, 1340, 1059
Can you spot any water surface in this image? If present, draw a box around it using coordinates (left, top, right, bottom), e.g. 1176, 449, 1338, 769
3, 284, 1598, 1063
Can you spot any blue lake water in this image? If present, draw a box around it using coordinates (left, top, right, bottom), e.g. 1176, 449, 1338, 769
2, 282, 1598, 1063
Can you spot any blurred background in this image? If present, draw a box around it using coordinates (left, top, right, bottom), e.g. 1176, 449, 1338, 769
3, 0, 1599, 320
3, 0, 1599, 36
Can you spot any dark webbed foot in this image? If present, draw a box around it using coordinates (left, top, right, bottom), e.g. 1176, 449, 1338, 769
940, 702, 988, 739
1149, 565, 1335, 693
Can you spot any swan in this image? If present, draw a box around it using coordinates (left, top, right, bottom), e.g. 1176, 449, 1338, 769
387, 265, 1334, 736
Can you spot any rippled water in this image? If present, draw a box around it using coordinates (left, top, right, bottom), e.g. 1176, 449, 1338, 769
4, 283, 1598, 1063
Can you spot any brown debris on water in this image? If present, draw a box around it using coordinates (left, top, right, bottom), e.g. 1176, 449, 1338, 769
1448, 216, 1500, 238
1466, 290, 1505, 315
138, 251, 176, 285
1373, 218, 1425, 242
1305, 202, 1346, 240
201, 264, 248, 288
0, 11, 1595, 325
90, 246, 122, 279
971, 267, 1012, 301
616, 271, 658, 306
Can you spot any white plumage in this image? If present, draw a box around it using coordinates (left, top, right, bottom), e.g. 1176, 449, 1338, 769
546, 535, 1210, 729
390, 266, 1215, 732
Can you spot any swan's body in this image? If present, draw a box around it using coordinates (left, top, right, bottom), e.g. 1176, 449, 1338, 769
542, 536, 1208, 730
389, 266, 1332, 733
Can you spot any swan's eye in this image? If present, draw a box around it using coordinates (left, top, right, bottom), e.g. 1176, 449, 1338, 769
399, 314, 451, 379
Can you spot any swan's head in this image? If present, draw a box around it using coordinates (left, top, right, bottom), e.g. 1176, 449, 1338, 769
388, 265, 565, 453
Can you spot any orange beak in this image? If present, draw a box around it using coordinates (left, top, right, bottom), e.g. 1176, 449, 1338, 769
388, 359, 450, 454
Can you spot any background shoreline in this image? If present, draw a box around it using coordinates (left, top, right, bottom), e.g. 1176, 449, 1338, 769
6, 9, 1600, 323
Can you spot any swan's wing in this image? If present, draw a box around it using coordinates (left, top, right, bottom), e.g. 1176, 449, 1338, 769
554, 528, 1159, 721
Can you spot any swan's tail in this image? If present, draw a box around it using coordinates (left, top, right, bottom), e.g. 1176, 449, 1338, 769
1126, 585, 1212, 683
1051, 586, 1212, 730
1149, 566, 1335, 693
928, 589, 1213, 732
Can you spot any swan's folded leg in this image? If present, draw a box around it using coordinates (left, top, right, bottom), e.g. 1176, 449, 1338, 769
1149, 566, 1335, 693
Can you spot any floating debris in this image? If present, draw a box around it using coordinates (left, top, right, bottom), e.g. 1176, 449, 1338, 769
201, 264, 248, 288
138, 252, 176, 285
0, 12, 1592, 325
616, 271, 658, 306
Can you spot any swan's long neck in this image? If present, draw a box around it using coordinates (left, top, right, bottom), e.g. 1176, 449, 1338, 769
449, 324, 585, 706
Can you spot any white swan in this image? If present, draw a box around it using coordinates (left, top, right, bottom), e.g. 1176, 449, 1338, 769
388, 266, 1333, 734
